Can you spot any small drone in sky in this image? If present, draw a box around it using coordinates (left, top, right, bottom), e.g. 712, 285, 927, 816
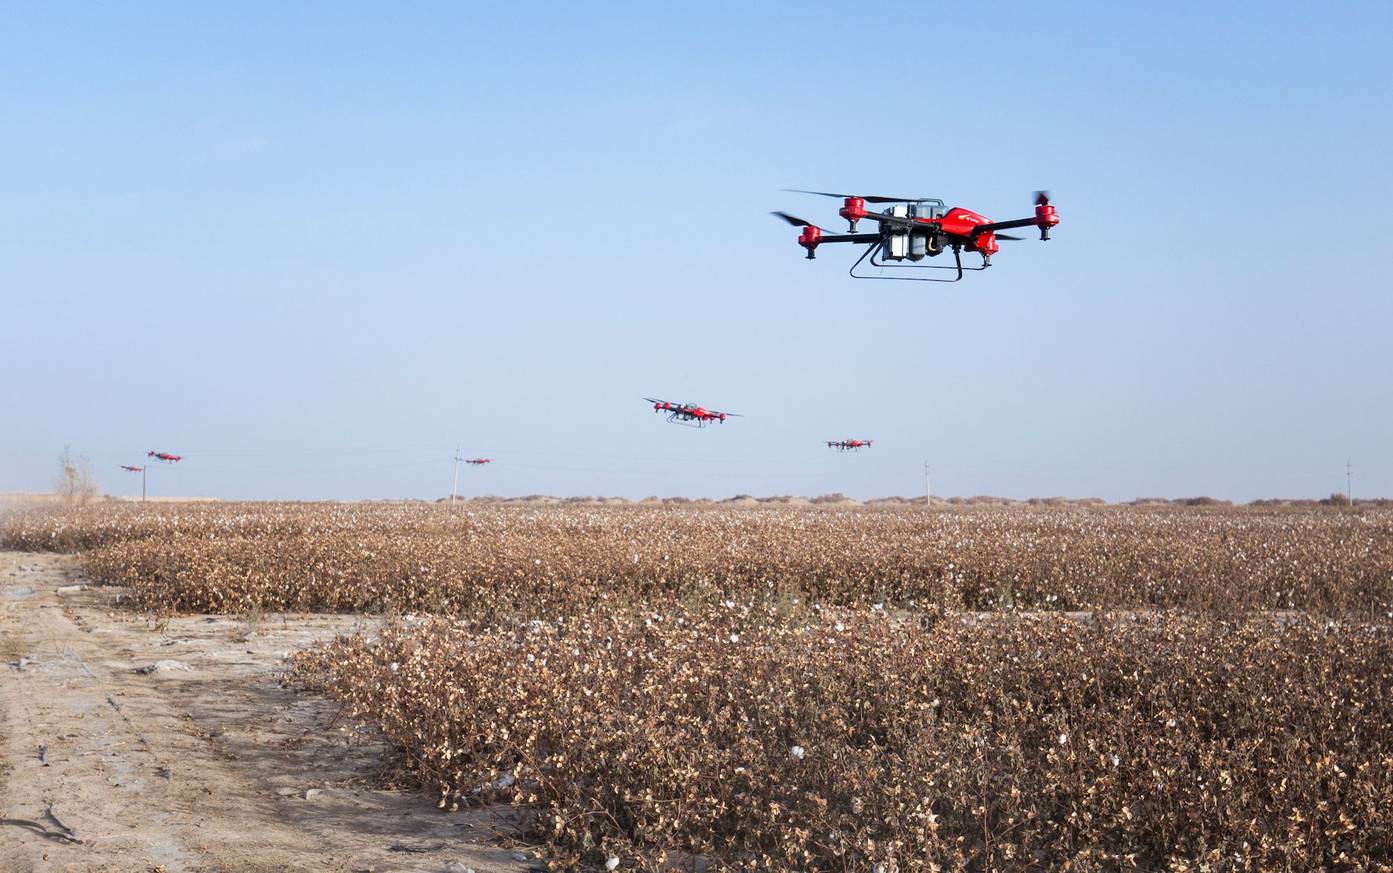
773, 189, 1059, 282
827, 439, 873, 452
644, 398, 741, 428
464, 458, 492, 465
147, 451, 182, 463
119, 464, 144, 472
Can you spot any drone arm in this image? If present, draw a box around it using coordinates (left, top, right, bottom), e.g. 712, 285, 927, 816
972, 217, 1038, 233
972, 202, 1060, 240
843, 211, 925, 231
815, 233, 881, 245
794, 227, 882, 260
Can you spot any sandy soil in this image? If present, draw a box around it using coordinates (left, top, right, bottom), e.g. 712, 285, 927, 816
0, 550, 532, 873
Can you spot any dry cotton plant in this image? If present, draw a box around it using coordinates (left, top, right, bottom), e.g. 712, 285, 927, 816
7, 501, 1393, 867
6, 501, 1382, 618
293, 610, 1393, 870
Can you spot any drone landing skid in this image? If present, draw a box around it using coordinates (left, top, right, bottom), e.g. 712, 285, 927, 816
850, 243, 987, 283
668, 415, 710, 428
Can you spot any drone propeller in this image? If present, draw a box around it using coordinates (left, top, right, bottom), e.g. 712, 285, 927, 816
1034, 190, 1051, 207
784, 189, 924, 204
995, 234, 1026, 240
771, 211, 817, 228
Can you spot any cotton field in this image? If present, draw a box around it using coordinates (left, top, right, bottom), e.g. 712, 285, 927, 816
5, 501, 1393, 869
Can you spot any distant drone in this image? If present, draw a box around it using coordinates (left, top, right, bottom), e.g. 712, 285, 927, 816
827, 439, 873, 452
464, 458, 492, 465
644, 397, 741, 428
773, 189, 1059, 282
147, 451, 182, 463
119, 465, 144, 472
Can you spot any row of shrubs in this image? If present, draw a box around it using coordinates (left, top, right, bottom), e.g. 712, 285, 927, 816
294, 610, 1393, 870
50, 502, 1392, 618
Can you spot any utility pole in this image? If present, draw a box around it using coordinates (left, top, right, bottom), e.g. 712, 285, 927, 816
451, 446, 462, 505
924, 461, 931, 508
142, 466, 147, 503
1347, 460, 1353, 505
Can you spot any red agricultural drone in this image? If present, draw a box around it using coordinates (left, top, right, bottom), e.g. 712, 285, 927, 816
147, 451, 182, 463
119, 465, 144, 472
827, 439, 873, 452
644, 397, 741, 428
772, 189, 1059, 282
465, 458, 492, 465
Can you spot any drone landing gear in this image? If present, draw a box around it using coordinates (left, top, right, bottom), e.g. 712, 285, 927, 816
849, 243, 988, 283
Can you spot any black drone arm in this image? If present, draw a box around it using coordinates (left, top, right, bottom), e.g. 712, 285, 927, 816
970, 217, 1040, 235
816, 233, 882, 245
846, 211, 926, 231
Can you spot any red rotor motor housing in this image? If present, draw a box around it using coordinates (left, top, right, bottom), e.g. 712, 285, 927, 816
838, 196, 867, 231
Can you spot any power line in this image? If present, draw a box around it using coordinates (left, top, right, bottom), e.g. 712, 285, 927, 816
193, 458, 455, 476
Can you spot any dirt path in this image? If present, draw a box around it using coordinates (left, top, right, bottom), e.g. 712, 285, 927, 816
0, 550, 531, 873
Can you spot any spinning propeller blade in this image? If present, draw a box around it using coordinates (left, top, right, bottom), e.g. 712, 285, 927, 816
995, 234, 1025, 240
771, 211, 816, 228
784, 189, 924, 204
1034, 190, 1052, 206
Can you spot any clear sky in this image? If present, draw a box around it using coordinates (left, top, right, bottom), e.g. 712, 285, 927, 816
3, 2, 1390, 502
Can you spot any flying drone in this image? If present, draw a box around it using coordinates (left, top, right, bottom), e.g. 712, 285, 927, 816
119, 465, 144, 472
464, 458, 492, 465
827, 439, 873, 452
147, 451, 182, 462
644, 398, 741, 428
772, 189, 1059, 282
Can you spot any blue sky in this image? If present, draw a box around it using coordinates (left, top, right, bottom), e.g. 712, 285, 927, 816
3, 2, 1390, 501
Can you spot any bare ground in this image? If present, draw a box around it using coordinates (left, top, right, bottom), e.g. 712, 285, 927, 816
0, 550, 533, 873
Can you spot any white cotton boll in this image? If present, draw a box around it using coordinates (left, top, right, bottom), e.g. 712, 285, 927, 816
790, 745, 806, 760
1111, 754, 1121, 767
495, 771, 516, 789
606, 857, 621, 871
389, 661, 400, 672
729, 633, 740, 643
1058, 733, 1068, 745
